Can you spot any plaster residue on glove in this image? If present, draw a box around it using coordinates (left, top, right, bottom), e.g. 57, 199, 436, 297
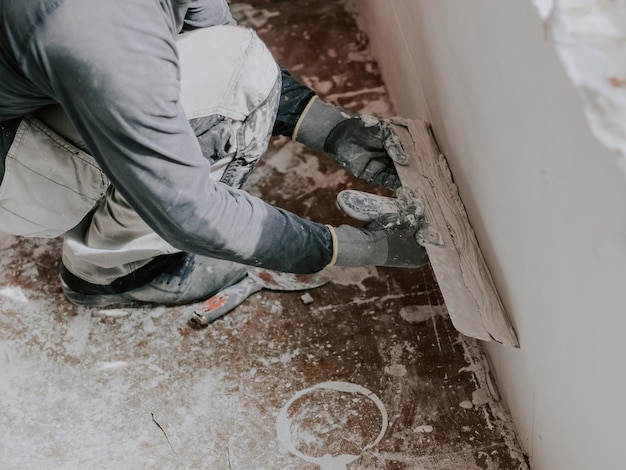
336, 187, 424, 230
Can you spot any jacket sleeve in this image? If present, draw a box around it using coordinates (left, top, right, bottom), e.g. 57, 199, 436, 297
24, 1, 333, 274
182, 0, 236, 30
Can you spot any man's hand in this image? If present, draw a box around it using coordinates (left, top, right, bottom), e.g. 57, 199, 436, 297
293, 97, 404, 190
324, 116, 402, 190
327, 188, 431, 268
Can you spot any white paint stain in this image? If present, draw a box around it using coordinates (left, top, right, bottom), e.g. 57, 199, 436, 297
64, 311, 92, 356
313, 293, 406, 314
327, 265, 378, 292
248, 139, 347, 194
346, 50, 372, 63
432, 316, 443, 352
96, 361, 129, 371
280, 349, 300, 364
263, 299, 283, 314
0, 285, 29, 304
94, 308, 131, 319
472, 388, 490, 407
399, 304, 446, 323
230, 3, 280, 30
384, 364, 407, 377
414, 425, 434, 433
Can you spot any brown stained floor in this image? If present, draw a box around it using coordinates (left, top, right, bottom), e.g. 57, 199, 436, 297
0, 2, 528, 469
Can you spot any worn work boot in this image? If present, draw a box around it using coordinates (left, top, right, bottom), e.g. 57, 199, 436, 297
60, 253, 248, 308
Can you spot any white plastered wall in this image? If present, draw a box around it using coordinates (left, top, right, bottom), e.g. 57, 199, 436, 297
356, 1, 626, 468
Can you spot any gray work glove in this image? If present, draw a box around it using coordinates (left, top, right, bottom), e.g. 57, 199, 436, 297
294, 97, 403, 190
327, 188, 434, 268
331, 224, 429, 268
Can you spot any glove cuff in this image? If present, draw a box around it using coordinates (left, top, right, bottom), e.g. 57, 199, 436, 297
333, 225, 388, 267
325, 225, 339, 268
332, 224, 429, 268
292, 96, 348, 151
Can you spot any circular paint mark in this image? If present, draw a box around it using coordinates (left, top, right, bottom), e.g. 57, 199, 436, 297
276, 381, 388, 469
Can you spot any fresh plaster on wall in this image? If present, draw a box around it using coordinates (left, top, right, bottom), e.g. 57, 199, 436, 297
532, 0, 626, 171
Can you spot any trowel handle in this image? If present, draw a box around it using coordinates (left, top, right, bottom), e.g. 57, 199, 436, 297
191, 275, 263, 326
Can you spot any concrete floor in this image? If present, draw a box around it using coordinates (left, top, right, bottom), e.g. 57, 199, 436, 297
0, 1, 529, 469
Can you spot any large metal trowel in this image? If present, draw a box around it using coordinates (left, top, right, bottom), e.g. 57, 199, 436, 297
387, 118, 519, 347
189, 268, 332, 326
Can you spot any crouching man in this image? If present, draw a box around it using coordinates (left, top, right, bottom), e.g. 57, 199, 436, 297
0, 0, 427, 309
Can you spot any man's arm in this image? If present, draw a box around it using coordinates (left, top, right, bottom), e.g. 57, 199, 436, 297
273, 66, 401, 190
25, 1, 333, 274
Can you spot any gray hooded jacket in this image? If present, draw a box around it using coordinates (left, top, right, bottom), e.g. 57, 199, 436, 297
0, 0, 333, 273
